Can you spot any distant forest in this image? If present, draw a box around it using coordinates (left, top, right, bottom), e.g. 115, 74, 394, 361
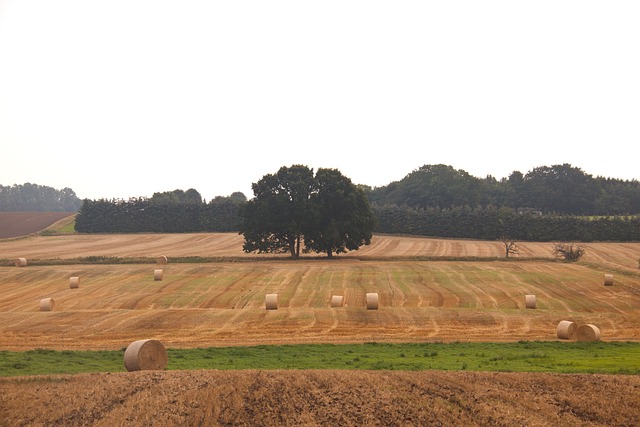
0, 183, 82, 212
366, 164, 640, 216
6, 164, 640, 242
75, 190, 247, 233
365, 164, 640, 241
4, 164, 640, 215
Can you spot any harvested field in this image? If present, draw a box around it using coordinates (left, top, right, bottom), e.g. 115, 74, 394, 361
2, 226, 640, 426
1, 260, 639, 350
1, 370, 639, 427
2, 232, 640, 272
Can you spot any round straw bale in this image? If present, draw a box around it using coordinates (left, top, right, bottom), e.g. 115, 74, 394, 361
577, 324, 601, 342
15, 258, 27, 267
603, 274, 614, 286
39, 298, 55, 312
366, 293, 379, 310
124, 339, 168, 372
331, 295, 344, 307
69, 276, 80, 289
525, 294, 536, 309
556, 320, 577, 340
265, 293, 278, 310
154, 269, 163, 281
157, 256, 168, 265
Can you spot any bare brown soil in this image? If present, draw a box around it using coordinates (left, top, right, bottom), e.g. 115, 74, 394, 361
0, 212, 74, 239
1, 370, 639, 427
2, 216, 640, 426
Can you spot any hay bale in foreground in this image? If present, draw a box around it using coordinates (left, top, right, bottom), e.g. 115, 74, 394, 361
525, 294, 536, 309
157, 256, 168, 265
603, 274, 614, 286
39, 298, 54, 311
15, 258, 27, 267
69, 276, 80, 289
577, 324, 601, 342
265, 293, 278, 310
124, 339, 168, 372
557, 320, 577, 340
331, 295, 344, 307
154, 269, 164, 281
366, 293, 379, 310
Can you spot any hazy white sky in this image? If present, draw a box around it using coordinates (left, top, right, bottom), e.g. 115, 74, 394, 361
1, 1, 638, 201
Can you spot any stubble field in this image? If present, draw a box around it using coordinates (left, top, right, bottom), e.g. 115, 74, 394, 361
1, 218, 640, 426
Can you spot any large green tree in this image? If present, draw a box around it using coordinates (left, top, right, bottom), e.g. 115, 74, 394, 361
304, 168, 376, 258
368, 164, 482, 209
522, 164, 597, 214
239, 165, 315, 257
239, 165, 375, 258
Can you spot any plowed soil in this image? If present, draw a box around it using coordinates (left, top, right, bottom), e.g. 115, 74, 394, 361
0, 212, 74, 239
2, 370, 639, 427
1, 215, 640, 426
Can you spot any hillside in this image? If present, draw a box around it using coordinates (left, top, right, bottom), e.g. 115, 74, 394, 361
2, 231, 639, 426
0, 212, 75, 239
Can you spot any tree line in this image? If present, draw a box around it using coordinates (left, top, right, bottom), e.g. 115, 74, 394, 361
0, 183, 82, 212
367, 164, 640, 216
6, 163, 640, 216
66, 163, 640, 244
75, 168, 376, 258
372, 204, 640, 242
74, 190, 245, 233
74, 193, 640, 243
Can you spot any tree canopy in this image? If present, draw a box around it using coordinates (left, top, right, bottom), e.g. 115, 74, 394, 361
150, 189, 203, 204
239, 165, 376, 258
368, 163, 640, 215
240, 165, 315, 257
0, 183, 82, 212
74, 192, 246, 233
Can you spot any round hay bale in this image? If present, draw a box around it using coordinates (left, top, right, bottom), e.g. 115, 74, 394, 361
124, 339, 168, 372
265, 293, 278, 310
153, 269, 163, 281
15, 258, 27, 267
39, 298, 54, 312
157, 256, 168, 265
366, 293, 379, 310
525, 294, 536, 309
603, 274, 614, 286
69, 276, 80, 289
331, 295, 344, 307
577, 324, 601, 342
556, 320, 577, 340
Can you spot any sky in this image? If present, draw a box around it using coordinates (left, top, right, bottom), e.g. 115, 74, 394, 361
1, 1, 639, 202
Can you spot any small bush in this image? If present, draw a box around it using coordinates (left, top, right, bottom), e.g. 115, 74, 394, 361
552, 242, 585, 262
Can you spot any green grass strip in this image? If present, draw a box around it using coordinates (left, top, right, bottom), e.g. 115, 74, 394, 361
1, 341, 639, 377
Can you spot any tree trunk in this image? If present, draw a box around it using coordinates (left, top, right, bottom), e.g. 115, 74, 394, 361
327, 248, 333, 258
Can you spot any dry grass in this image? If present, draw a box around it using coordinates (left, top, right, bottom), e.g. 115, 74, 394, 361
1, 259, 639, 350
2, 230, 640, 426
1, 232, 640, 271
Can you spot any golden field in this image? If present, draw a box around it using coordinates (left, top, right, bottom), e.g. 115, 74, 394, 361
1, 226, 640, 426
